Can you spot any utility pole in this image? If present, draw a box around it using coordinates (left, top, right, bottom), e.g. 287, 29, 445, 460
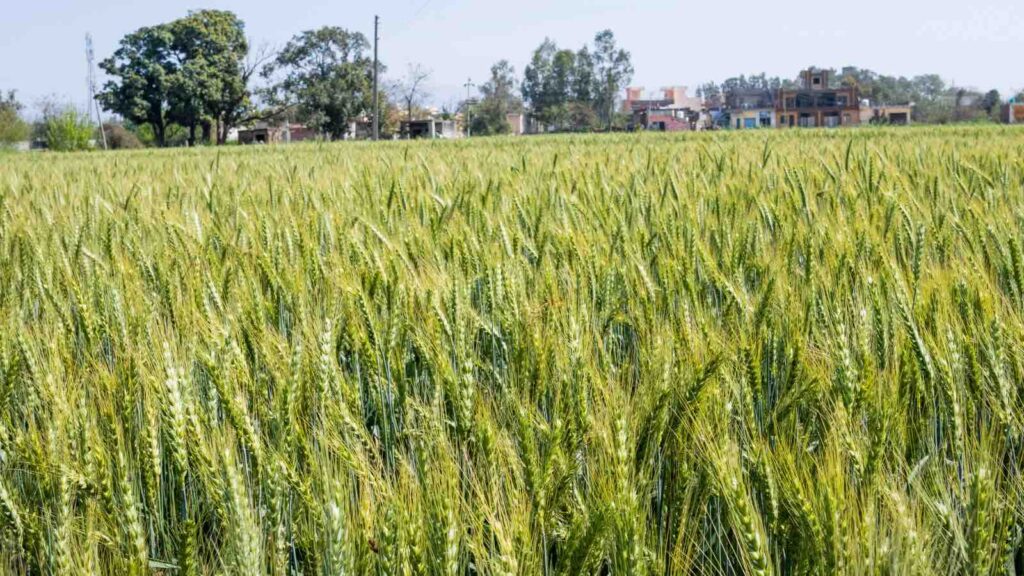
372, 15, 380, 141
85, 33, 108, 150
464, 78, 475, 137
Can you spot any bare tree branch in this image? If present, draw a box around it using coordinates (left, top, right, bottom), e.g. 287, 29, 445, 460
397, 64, 432, 124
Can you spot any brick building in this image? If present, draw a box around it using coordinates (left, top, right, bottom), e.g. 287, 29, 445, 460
1004, 102, 1024, 124
776, 69, 860, 128
623, 86, 705, 131
727, 89, 776, 129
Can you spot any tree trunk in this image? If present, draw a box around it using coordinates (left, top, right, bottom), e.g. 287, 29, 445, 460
201, 121, 212, 145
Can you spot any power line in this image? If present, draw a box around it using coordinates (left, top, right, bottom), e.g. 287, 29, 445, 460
409, 0, 434, 22
389, 0, 444, 36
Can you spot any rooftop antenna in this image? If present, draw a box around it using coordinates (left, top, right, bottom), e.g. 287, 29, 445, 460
86, 33, 108, 150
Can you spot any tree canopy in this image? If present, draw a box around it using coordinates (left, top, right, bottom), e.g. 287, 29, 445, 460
592, 30, 633, 130
98, 25, 175, 146
470, 60, 522, 136
522, 40, 594, 131
99, 10, 253, 146
521, 31, 627, 132
0, 91, 31, 146
262, 27, 378, 140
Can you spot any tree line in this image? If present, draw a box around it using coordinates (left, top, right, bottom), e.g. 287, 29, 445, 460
96, 11, 380, 146
2, 11, 1024, 150
698, 67, 1012, 124
520, 31, 634, 132
447, 29, 636, 136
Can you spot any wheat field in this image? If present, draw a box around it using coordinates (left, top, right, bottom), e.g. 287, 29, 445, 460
0, 127, 1023, 574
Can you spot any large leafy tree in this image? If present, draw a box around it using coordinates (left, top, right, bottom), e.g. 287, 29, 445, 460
523, 39, 601, 132
592, 30, 633, 130
99, 10, 256, 147
263, 27, 377, 140
98, 25, 175, 146
0, 90, 30, 146
522, 39, 557, 124
471, 60, 522, 136
522, 40, 581, 130
168, 10, 251, 145
572, 46, 595, 107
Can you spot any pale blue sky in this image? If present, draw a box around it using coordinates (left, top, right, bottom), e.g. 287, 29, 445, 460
2, 0, 1022, 113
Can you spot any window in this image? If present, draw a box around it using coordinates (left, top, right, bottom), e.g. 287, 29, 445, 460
813, 77, 821, 86
837, 95, 848, 107
744, 118, 757, 129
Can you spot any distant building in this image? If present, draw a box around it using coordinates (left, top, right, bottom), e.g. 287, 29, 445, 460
400, 119, 459, 139
623, 86, 705, 131
238, 122, 317, 144
507, 113, 526, 135
726, 89, 776, 129
861, 103, 912, 125
1004, 102, 1024, 124
776, 68, 860, 128
345, 120, 375, 140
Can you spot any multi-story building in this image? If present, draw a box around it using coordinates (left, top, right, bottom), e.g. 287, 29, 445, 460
726, 89, 776, 129
1004, 101, 1024, 124
776, 68, 860, 128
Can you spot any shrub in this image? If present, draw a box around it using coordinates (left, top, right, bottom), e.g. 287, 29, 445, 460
43, 107, 94, 151
102, 122, 144, 149
0, 90, 30, 146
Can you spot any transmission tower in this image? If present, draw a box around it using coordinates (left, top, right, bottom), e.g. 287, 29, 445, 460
372, 16, 380, 141
86, 33, 108, 150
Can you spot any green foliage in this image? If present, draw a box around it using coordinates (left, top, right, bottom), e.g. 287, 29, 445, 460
520, 32, 623, 133
0, 90, 30, 146
837, 67, 1007, 123
99, 10, 251, 147
43, 107, 94, 151
0, 126, 1022, 574
523, 39, 593, 131
262, 27, 378, 140
470, 60, 521, 136
102, 122, 144, 149
98, 25, 175, 146
167, 10, 250, 145
592, 30, 633, 129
